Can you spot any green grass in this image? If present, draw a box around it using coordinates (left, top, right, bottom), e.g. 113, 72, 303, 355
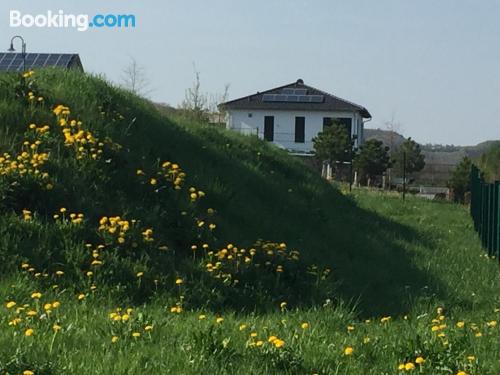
0, 69, 499, 374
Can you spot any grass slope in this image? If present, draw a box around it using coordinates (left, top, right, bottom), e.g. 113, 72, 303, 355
0, 70, 499, 374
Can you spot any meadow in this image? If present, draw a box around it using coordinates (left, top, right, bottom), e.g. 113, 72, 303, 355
0, 70, 499, 374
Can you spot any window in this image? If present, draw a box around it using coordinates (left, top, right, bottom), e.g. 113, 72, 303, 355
323, 117, 333, 131
323, 117, 352, 138
264, 116, 274, 141
295, 117, 305, 143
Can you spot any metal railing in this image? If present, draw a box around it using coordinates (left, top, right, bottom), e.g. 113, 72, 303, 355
470, 165, 500, 260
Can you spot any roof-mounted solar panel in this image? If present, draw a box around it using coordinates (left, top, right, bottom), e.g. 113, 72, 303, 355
0, 53, 81, 72
310, 95, 324, 103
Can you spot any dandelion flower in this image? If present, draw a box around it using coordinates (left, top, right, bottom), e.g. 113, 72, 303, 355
52, 324, 62, 332
175, 278, 183, 285
404, 363, 415, 371
273, 339, 285, 348
136, 272, 144, 278
132, 332, 141, 338
344, 346, 353, 356
301, 322, 310, 330
31, 292, 42, 299
77, 293, 85, 301
456, 321, 465, 328
239, 324, 247, 331
23, 371, 34, 375
111, 336, 119, 343
25, 328, 34, 337
198, 314, 206, 320
216, 317, 224, 324
144, 325, 153, 331
6, 301, 16, 309
415, 357, 425, 364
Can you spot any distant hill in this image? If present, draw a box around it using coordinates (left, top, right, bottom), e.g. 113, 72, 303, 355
363, 128, 406, 150
364, 127, 500, 185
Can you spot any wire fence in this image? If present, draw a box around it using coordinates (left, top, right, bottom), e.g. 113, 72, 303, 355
470, 165, 500, 260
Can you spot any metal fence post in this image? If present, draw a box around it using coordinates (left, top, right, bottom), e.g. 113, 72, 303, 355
496, 182, 500, 260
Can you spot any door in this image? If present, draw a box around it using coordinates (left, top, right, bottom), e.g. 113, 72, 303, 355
264, 116, 274, 141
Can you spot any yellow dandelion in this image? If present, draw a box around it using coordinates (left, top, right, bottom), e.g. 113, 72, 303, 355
415, 356, 425, 364
111, 336, 119, 343
301, 322, 310, 330
344, 346, 353, 356
405, 362, 415, 371
6, 301, 16, 309
132, 332, 141, 338
25, 328, 34, 337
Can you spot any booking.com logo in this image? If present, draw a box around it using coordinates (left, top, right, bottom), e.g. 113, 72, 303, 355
9, 10, 136, 32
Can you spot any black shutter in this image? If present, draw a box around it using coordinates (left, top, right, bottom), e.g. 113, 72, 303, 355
295, 117, 305, 143
264, 116, 274, 141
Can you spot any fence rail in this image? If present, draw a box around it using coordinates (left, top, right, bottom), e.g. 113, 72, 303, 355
470, 165, 500, 260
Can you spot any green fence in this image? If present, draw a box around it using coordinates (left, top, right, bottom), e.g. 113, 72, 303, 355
470, 165, 500, 260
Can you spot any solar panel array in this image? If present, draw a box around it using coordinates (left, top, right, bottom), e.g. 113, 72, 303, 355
0, 53, 75, 72
262, 93, 324, 103
282, 88, 308, 95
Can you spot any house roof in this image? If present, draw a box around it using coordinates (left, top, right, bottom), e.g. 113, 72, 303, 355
219, 79, 371, 118
0, 53, 83, 72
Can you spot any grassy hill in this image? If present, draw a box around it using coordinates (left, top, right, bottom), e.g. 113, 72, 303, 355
0, 70, 499, 374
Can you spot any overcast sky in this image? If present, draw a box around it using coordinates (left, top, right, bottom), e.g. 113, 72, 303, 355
1, 0, 499, 145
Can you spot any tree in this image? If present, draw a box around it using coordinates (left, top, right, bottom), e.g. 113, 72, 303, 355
392, 137, 426, 176
312, 122, 352, 177
122, 57, 150, 96
208, 83, 230, 125
180, 66, 209, 122
354, 139, 391, 185
448, 156, 472, 203
477, 142, 500, 182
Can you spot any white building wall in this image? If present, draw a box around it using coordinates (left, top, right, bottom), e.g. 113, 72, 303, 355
227, 109, 363, 153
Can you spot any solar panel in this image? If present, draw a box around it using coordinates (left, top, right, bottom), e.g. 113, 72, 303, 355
282, 88, 308, 95
262, 93, 325, 103
310, 95, 324, 103
294, 89, 308, 95
0, 53, 79, 71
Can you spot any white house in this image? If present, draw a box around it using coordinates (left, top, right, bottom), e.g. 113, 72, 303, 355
219, 79, 371, 154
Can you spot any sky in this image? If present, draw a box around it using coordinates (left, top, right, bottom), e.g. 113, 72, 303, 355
1, 0, 499, 145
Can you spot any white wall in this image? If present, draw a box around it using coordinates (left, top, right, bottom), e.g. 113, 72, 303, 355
227, 109, 364, 153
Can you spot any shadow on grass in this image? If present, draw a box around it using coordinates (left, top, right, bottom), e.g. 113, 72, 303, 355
119, 111, 449, 318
